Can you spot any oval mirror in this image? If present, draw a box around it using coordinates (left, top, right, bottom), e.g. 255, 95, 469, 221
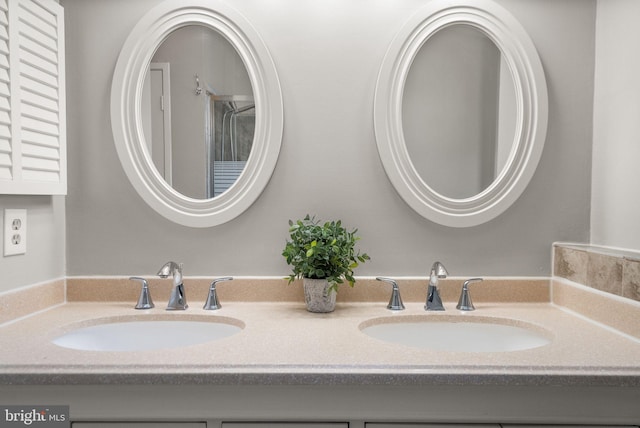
374, 0, 548, 227
111, 0, 283, 227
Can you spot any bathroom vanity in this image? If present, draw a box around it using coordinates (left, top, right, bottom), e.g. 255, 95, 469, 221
2, 0, 636, 424
1, 277, 639, 426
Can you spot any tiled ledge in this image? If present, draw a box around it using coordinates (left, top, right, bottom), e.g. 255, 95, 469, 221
553, 243, 640, 302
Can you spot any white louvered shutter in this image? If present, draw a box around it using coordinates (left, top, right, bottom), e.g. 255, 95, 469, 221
0, 0, 12, 182
0, 0, 65, 195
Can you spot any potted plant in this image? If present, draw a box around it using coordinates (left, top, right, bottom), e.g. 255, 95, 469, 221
282, 215, 370, 312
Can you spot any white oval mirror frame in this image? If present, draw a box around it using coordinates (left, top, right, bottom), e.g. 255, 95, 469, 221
374, 0, 548, 227
111, 0, 283, 227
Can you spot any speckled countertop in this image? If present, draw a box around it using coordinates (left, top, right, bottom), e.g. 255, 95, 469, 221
1, 281, 640, 387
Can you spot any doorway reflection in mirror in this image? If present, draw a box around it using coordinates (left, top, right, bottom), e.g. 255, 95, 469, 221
207, 95, 255, 198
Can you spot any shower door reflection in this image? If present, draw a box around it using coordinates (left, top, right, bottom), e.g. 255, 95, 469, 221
206, 95, 255, 198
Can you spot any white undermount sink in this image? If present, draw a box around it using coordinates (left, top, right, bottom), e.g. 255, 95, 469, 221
360, 315, 552, 352
52, 316, 244, 352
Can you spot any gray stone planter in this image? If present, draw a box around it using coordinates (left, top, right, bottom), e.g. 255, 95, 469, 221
303, 278, 336, 313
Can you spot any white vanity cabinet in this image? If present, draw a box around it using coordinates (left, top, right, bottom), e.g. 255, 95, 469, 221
69, 423, 640, 428
73, 424, 205, 428
223, 424, 347, 428
72, 421, 348, 428
4, 384, 637, 427
0, 0, 66, 195
372, 425, 637, 428
368, 425, 500, 428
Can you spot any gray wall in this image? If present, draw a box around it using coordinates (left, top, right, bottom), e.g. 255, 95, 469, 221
62, 0, 595, 278
591, 0, 640, 250
0, 195, 65, 292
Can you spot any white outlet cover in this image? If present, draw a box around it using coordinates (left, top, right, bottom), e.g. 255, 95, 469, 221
4, 209, 27, 256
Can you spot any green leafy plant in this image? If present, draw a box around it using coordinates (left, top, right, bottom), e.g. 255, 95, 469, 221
282, 215, 370, 292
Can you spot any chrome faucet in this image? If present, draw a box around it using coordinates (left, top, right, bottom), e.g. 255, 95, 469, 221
425, 261, 448, 311
203, 277, 233, 310
158, 261, 188, 310
456, 277, 483, 311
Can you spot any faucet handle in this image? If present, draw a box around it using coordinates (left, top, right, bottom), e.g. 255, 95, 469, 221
129, 276, 154, 310
203, 277, 233, 310
376, 277, 405, 311
456, 277, 483, 311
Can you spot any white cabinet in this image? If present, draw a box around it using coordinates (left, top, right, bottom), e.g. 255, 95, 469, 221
71, 422, 347, 428
64, 422, 640, 428
72, 424, 205, 428
502, 426, 638, 428
0, 0, 66, 195
223, 424, 348, 428
368, 425, 500, 428
371, 425, 636, 428
3, 384, 638, 426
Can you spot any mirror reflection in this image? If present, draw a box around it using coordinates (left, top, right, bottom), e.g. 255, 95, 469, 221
141, 25, 254, 200
403, 25, 516, 199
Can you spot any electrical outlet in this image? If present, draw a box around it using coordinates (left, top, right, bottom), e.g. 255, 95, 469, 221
4, 209, 27, 256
